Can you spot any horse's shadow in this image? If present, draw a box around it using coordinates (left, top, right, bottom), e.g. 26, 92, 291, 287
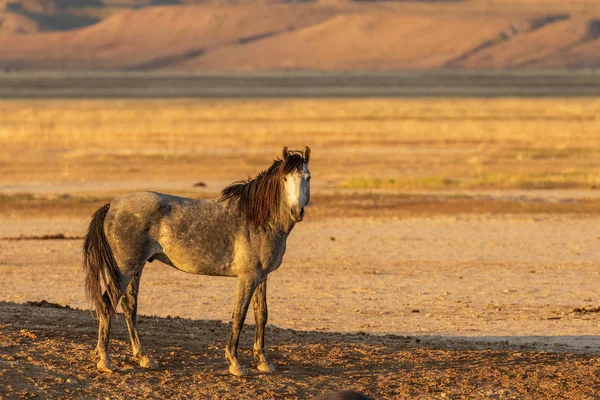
3, 301, 600, 398
129, 313, 600, 376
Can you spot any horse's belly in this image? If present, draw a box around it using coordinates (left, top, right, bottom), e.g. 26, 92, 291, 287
159, 247, 236, 277
175, 262, 236, 277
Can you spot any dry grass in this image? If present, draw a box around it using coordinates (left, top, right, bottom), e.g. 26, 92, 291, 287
339, 172, 600, 190
5, 191, 600, 220
2, 98, 600, 194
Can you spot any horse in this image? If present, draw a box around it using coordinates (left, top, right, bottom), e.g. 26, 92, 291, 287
83, 146, 311, 376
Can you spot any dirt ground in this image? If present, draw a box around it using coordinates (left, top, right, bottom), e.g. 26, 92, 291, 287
2, 202, 600, 398
1, 302, 599, 400
2, 98, 600, 398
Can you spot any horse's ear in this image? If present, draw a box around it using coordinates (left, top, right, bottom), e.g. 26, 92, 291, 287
304, 146, 311, 163
282, 147, 289, 159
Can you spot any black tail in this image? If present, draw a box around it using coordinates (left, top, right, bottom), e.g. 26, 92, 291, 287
83, 203, 120, 321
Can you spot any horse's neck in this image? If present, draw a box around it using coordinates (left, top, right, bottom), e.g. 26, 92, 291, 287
266, 217, 295, 237
267, 224, 292, 242
251, 223, 290, 267
269, 202, 296, 234
246, 215, 293, 252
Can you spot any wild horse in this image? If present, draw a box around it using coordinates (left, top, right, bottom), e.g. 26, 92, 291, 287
83, 147, 311, 376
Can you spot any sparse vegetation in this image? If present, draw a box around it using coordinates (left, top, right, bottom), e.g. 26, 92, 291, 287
2, 97, 600, 196
339, 176, 458, 190
339, 172, 600, 191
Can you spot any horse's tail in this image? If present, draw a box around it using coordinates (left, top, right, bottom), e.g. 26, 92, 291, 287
83, 203, 120, 321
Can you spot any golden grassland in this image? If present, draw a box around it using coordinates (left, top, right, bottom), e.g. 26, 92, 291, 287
338, 172, 600, 190
5, 191, 600, 220
1, 98, 600, 192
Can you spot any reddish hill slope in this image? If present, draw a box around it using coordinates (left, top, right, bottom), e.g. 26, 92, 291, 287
177, 12, 523, 70
0, 1, 600, 71
0, 5, 339, 70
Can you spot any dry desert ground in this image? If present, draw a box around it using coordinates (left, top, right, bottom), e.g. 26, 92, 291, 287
1, 98, 600, 398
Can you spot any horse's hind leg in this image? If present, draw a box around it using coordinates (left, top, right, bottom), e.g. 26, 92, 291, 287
252, 279, 275, 373
96, 291, 120, 373
121, 268, 157, 369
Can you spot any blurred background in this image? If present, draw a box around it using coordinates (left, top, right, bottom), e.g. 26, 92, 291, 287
1, 0, 600, 70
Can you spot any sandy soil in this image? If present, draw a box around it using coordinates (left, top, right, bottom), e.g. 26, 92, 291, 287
2, 207, 600, 398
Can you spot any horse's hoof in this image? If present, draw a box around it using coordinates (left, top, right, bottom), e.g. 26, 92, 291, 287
228, 363, 246, 377
257, 360, 276, 373
139, 355, 158, 369
97, 359, 114, 373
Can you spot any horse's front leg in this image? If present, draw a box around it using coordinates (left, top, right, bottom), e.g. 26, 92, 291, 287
225, 274, 258, 376
252, 279, 275, 373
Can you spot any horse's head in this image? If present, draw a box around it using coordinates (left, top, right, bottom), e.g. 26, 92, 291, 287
220, 146, 311, 228
281, 146, 311, 223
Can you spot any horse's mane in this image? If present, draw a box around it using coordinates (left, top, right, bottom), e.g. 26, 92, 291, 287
219, 148, 309, 227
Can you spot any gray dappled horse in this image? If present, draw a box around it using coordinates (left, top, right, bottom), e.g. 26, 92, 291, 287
83, 147, 311, 376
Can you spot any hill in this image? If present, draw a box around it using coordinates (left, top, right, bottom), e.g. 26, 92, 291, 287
0, 0, 600, 70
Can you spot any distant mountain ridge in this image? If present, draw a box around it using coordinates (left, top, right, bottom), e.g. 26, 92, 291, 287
1, 0, 600, 71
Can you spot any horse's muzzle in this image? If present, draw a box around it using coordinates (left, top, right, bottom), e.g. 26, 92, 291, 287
291, 205, 304, 222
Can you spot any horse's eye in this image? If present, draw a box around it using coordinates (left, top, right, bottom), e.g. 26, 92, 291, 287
283, 177, 287, 182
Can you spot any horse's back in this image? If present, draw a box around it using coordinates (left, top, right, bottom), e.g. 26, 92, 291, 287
103, 192, 193, 272
157, 193, 241, 276
106, 191, 171, 231
105, 191, 239, 276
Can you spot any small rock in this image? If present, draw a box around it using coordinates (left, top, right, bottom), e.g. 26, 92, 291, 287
19, 329, 37, 339
66, 378, 79, 385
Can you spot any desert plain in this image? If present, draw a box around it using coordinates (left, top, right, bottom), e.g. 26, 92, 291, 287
1, 97, 600, 398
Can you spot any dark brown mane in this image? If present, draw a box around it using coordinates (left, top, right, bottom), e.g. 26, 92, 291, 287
219, 150, 308, 227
